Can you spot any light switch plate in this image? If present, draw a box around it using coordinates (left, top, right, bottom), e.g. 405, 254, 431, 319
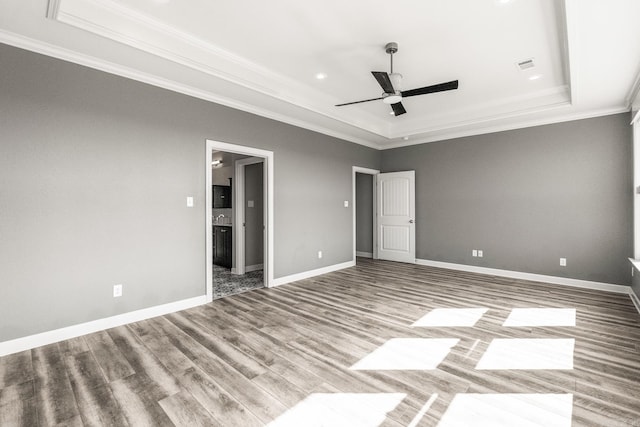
186, 196, 194, 207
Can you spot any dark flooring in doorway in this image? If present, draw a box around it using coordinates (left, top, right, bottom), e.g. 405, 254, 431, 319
213, 264, 264, 299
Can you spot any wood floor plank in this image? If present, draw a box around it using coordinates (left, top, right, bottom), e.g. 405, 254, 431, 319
0, 398, 38, 427
107, 325, 181, 398
0, 381, 34, 409
109, 372, 175, 427
158, 389, 219, 427
31, 344, 81, 426
0, 351, 32, 389
84, 330, 135, 382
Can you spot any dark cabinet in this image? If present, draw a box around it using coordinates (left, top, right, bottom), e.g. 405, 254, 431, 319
213, 185, 232, 208
213, 226, 232, 268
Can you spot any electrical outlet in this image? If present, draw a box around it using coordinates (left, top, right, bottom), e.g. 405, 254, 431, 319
344, 200, 349, 208
477, 250, 483, 258
560, 258, 567, 267
472, 250, 478, 257
186, 196, 194, 207
318, 250, 323, 259
113, 284, 123, 298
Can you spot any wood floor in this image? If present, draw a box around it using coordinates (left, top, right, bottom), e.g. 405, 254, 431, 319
1, 258, 640, 426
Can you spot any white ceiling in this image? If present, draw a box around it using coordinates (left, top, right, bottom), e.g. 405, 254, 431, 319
1, 0, 640, 149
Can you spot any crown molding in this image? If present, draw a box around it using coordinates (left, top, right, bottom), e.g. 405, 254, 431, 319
0, 28, 381, 149
382, 106, 629, 150
52, 0, 387, 138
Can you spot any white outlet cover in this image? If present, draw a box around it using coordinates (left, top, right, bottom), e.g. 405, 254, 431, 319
478, 250, 483, 257
113, 284, 123, 297
186, 196, 194, 207
472, 250, 478, 257
560, 258, 567, 266
344, 200, 349, 208
318, 251, 323, 259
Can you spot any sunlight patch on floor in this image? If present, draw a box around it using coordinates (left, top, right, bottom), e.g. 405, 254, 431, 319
266, 393, 406, 427
437, 393, 573, 427
350, 338, 459, 370
412, 308, 488, 327
503, 308, 576, 327
476, 338, 575, 370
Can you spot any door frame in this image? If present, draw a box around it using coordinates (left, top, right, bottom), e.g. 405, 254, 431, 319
234, 156, 265, 276
206, 140, 274, 303
352, 166, 380, 262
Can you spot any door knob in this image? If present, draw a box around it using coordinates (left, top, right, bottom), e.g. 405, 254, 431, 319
409, 219, 414, 223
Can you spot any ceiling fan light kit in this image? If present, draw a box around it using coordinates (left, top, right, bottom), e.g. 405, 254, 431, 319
336, 42, 459, 116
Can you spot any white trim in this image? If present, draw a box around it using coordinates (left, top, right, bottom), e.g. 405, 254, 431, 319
235, 157, 265, 276
272, 261, 355, 288
46, 0, 62, 19
206, 140, 274, 301
416, 259, 630, 294
245, 263, 264, 273
0, 295, 206, 357
356, 251, 373, 259
629, 258, 640, 272
562, 0, 579, 105
634, 118, 640, 259
352, 167, 380, 264
383, 106, 629, 149
629, 287, 640, 315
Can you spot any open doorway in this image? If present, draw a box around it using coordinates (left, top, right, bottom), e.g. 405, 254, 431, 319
206, 140, 274, 302
353, 166, 379, 263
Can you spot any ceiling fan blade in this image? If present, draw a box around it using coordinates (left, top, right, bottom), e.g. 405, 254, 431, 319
401, 80, 458, 98
391, 102, 406, 116
335, 96, 384, 107
372, 71, 395, 94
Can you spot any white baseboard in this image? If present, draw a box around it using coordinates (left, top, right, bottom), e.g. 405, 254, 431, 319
629, 287, 640, 315
245, 263, 264, 273
231, 264, 263, 274
356, 251, 373, 258
0, 295, 207, 357
416, 259, 630, 294
272, 260, 355, 288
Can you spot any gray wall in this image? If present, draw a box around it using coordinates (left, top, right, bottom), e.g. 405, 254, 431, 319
382, 114, 633, 285
245, 162, 264, 267
0, 43, 380, 342
356, 172, 374, 254
632, 273, 640, 298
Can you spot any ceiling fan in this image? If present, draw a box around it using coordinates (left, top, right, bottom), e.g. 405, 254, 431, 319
336, 42, 459, 116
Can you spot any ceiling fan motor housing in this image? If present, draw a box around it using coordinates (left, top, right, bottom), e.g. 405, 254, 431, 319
385, 42, 398, 54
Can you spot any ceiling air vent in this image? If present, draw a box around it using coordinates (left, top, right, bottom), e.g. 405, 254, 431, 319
517, 58, 535, 71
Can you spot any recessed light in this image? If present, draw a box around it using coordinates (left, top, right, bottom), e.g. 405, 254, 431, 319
529, 74, 542, 81
315, 73, 327, 80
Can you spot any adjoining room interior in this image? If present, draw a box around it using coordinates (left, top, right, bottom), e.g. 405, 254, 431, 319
211, 150, 265, 299
1, 1, 640, 425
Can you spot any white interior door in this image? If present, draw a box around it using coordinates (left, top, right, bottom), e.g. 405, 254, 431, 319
377, 171, 416, 263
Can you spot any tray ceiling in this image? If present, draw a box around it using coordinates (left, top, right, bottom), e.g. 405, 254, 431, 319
1, 0, 639, 148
